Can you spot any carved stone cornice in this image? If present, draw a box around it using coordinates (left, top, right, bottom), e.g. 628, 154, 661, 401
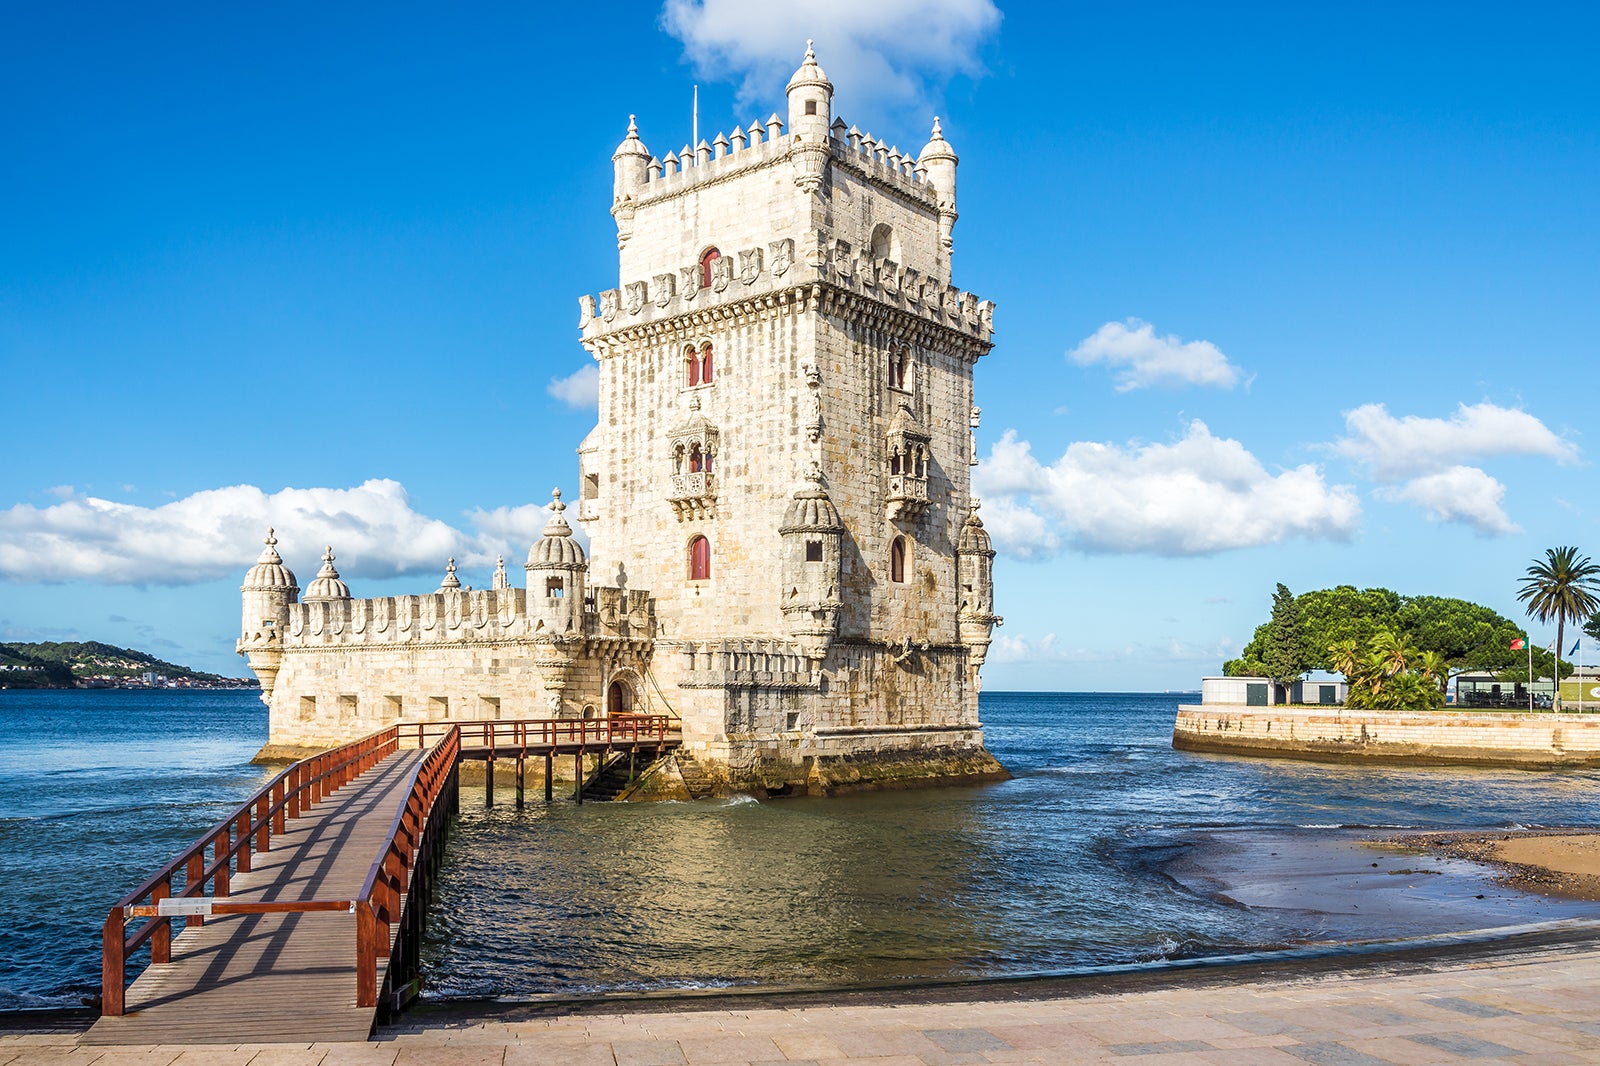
583, 282, 992, 362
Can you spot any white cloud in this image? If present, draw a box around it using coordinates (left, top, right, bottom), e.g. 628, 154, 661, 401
547, 364, 599, 409
0, 480, 553, 585
1379, 465, 1521, 536
974, 423, 1361, 558
660, 0, 1001, 115
1335, 401, 1578, 481
1068, 319, 1243, 391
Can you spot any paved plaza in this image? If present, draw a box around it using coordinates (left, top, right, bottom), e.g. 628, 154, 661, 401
6, 936, 1600, 1065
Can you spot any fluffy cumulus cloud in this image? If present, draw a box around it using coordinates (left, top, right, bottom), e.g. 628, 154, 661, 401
1378, 466, 1520, 536
1068, 319, 1243, 391
547, 364, 599, 409
661, 0, 1001, 115
0, 481, 555, 585
1333, 401, 1577, 536
1335, 401, 1577, 481
973, 423, 1361, 559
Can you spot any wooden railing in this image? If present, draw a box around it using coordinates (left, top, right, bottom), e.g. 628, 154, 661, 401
402, 714, 676, 753
354, 725, 459, 1009
100, 726, 417, 1016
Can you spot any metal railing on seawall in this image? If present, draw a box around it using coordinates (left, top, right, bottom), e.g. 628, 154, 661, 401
100, 723, 460, 1016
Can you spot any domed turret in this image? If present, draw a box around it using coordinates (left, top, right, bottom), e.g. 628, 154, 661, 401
242, 528, 298, 593
302, 546, 352, 602
779, 464, 844, 659
237, 528, 299, 701
787, 41, 833, 194
612, 115, 652, 247
525, 489, 588, 635
918, 116, 960, 266
956, 501, 1000, 668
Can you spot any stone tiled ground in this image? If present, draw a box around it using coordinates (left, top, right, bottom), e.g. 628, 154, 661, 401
6, 942, 1599, 1065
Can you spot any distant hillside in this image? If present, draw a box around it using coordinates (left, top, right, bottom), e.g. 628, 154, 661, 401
0, 641, 256, 690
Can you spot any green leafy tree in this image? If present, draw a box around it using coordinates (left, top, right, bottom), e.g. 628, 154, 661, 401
1230, 585, 1531, 685
1262, 583, 1309, 691
1338, 630, 1443, 710
1517, 547, 1600, 695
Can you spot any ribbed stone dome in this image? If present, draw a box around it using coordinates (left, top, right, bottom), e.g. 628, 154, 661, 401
958, 504, 994, 555
786, 41, 832, 94
780, 467, 843, 532
919, 116, 957, 165
526, 488, 588, 569
302, 546, 352, 601
241, 529, 299, 591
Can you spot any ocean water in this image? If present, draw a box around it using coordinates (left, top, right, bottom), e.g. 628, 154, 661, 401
5, 689, 1600, 1010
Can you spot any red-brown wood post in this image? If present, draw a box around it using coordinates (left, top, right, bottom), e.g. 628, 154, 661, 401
356, 903, 380, 1008
214, 830, 230, 897
101, 908, 126, 1016
185, 854, 205, 928
287, 766, 300, 819
151, 880, 172, 964
235, 810, 251, 873
256, 794, 270, 853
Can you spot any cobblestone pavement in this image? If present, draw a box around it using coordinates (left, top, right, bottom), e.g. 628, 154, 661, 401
6, 941, 1599, 1065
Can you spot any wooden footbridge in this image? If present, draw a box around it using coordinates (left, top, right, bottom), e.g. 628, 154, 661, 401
88, 715, 678, 1045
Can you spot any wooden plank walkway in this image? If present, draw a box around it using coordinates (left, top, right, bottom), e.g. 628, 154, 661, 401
84, 749, 424, 1046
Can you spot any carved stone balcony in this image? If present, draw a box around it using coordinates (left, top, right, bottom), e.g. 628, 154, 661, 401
886, 472, 929, 520
669, 471, 716, 520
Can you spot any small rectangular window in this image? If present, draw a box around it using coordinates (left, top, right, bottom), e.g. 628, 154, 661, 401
805, 540, 823, 562
480, 696, 502, 721
384, 695, 403, 721
338, 694, 358, 722
429, 695, 449, 720
805, 100, 817, 115
298, 695, 317, 721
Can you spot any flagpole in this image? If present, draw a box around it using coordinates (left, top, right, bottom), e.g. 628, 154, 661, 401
1528, 634, 1534, 713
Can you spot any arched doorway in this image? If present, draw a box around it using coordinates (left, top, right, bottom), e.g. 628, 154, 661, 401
607, 679, 630, 717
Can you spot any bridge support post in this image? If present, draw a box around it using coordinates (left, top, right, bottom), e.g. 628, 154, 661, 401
545, 753, 553, 802
485, 757, 494, 809
574, 750, 584, 804
515, 753, 525, 809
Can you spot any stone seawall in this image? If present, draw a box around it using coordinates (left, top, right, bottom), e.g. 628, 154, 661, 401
1174, 704, 1600, 767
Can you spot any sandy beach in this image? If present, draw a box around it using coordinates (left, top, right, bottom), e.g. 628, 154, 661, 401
1390, 829, 1600, 901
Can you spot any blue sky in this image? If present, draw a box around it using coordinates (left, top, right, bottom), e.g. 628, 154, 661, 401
2, 2, 1596, 689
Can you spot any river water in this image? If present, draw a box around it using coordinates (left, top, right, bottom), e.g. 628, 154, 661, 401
5, 689, 1600, 1010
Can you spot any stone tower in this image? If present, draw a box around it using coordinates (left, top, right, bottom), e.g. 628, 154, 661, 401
576, 44, 1004, 786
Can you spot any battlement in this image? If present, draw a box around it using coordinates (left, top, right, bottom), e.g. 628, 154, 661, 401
255, 584, 654, 649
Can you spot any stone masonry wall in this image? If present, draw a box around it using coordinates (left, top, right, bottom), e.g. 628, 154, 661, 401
1174, 704, 1600, 767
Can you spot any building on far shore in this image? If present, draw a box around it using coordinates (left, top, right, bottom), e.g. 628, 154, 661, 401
1201, 675, 1348, 707
235, 46, 1008, 797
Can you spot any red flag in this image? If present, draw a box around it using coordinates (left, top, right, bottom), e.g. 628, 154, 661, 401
1510, 637, 1527, 650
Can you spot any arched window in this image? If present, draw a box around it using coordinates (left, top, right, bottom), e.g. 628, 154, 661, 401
890, 536, 907, 584
689, 535, 711, 581
887, 348, 910, 389
685, 346, 700, 387
700, 342, 714, 384
546, 577, 564, 598
700, 248, 721, 288
607, 680, 629, 717
689, 443, 703, 473
890, 448, 902, 475
870, 223, 896, 261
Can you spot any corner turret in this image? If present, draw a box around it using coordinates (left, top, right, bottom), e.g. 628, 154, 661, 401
525, 488, 588, 635
238, 528, 299, 702
787, 41, 833, 193
612, 115, 651, 248
778, 465, 844, 660
918, 117, 959, 270
956, 502, 1001, 669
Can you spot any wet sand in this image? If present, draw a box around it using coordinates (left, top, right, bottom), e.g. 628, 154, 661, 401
1391, 828, 1600, 901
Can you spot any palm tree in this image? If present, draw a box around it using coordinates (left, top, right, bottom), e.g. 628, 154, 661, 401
1518, 547, 1600, 704
1416, 649, 1449, 699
